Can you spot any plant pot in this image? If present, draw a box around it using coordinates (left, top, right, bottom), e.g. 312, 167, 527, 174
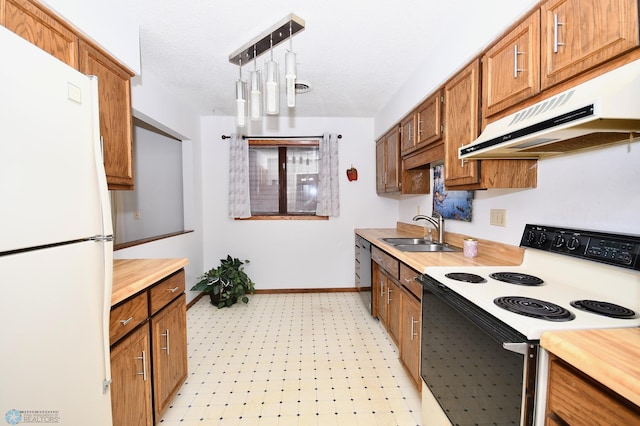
209, 291, 236, 307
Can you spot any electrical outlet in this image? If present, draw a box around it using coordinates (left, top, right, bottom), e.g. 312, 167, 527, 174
134, 209, 141, 220
490, 209, 506, 227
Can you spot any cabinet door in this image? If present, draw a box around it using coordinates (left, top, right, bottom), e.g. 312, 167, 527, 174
373, 263, 387, 323
110, 324, 153, 426
541, 0, 640, 89
415, 90, 443, 148
78, 40, 134, 190
483, 10, 540, 118
443, 60, 481, 187
400, 113, 416, 154
375, 138, 385, 194
1, 0, 78, 68
387, 279, 401, 345
384, 127, 400, 192
400, 291, 421, 390
151, 294, 188, 420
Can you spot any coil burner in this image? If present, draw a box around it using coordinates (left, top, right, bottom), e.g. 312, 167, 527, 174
444, 273, 487, 283
570, 300, 637, 319
494, 296, 575, 321
489, 272, 544, 286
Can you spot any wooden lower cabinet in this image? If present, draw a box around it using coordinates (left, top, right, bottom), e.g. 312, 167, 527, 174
386, 279, 401, 345
151, 294, 188, 420
400, 289, 421, 389
110, 324, 153, 426
371, 249, 422, 392
110, 269, 188, 425
545, 354, 640, 425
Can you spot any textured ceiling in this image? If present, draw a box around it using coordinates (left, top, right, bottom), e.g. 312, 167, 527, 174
134, 1, 523, 118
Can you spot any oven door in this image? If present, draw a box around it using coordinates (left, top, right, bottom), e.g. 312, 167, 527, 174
420, 274, 538, 426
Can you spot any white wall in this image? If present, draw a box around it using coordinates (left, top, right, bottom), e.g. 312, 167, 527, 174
199, 116, 398, 291
115, 70, 204, 305
42, 0, 140, 73
399, 141, 640, 246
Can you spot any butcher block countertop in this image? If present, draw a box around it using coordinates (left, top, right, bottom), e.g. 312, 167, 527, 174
356, 222, 524, 272
112, 258, 189, 306
541, 328, 640, 407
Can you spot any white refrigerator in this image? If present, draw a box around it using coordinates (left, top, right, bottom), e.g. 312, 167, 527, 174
0, 27, 114, 425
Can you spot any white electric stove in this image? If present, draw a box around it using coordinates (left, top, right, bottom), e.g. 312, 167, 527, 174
419, 224, 640, 426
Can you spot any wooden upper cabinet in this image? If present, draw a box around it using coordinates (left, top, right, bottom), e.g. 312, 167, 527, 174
483, 10, 541, 119
376, 126, 401, 194
415, 89, 443, 148
540, 0, 640, 89
443, 60, 481, 187
79, 41, 134, 190
400, 114, 415, 154
1, 0, 78, 68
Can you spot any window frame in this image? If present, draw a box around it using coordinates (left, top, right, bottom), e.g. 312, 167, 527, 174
243, 139, 328, 221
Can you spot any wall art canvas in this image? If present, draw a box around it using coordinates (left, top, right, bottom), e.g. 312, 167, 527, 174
432, 165, 473, 222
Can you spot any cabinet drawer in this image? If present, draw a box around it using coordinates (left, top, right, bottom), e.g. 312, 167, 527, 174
546, 356, 640, 424
110, 291, 148, 345
372, 246, 399, 279
399, 263, 422, 300
149, 269, 185, 315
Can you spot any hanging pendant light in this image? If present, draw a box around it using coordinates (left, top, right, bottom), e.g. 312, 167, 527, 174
285, 22, 297, 108
264, 35, 280, 115
249, 46, 262, 120
235, 59, 247, 127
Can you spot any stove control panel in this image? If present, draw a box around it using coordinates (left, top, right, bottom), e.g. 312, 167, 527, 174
520, 224, 640, 270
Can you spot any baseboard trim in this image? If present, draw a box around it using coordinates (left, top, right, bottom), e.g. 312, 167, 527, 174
254, 287, 358, 294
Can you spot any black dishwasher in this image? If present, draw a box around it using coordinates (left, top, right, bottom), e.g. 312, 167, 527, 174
355, 236, 372, 314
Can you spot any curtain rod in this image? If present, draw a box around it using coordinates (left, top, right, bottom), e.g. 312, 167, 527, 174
221, 134, 342, 140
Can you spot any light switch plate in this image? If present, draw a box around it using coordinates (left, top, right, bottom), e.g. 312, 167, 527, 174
490, 209, 506, 227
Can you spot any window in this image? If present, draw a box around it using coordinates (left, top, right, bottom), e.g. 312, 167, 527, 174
248, 140, 320, 216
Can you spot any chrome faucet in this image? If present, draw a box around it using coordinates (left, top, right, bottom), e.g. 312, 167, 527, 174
412, 213, 445, 244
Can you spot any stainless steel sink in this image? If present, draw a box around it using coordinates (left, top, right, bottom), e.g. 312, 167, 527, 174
380, 237, 461, 252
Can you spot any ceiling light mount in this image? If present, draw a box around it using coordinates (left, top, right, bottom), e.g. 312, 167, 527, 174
228, 14, 305, 66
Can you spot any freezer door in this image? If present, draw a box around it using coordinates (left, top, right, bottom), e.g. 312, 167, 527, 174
0, 240, 113, 425
0, 27, 111, 252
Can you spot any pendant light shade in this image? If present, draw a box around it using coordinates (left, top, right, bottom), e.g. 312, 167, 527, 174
285, 50, 296, 108
249, 70, 262, 120
264, 59, 279, 115
235, 78, 247, 127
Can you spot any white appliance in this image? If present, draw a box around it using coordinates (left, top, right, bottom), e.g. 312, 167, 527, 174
419, 224, 640, 426
459, 59, 640, 160
0, 27, 113, 425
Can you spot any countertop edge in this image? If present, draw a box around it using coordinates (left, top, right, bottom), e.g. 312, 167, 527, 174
112, 258, 189, 306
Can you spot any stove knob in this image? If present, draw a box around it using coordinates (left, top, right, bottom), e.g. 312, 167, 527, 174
536, 233, 547, 245
525, 231, 536, 244
566, 236, 580, 251
553, 235, 566, 248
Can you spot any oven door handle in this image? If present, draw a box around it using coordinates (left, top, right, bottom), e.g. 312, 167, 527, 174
503, 342, 529, 355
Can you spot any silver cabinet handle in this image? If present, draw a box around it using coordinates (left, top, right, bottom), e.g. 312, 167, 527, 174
136, 350, 147, 381
167, 286, 179, 293
417, 118, 422, 137
387, 287, 392, 304
513, 44, 523, 77
380, 279, 385, 297
553, 14, 565, 53
410, 317, 418, 341
404, 276, 417, 283
161, 329, 170, 355
119, 317, 133, 326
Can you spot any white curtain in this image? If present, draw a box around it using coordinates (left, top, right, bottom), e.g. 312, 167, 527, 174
228, 133, 251, 218
316, 133, 340, 217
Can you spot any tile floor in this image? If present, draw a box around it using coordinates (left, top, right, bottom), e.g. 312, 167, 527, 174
159, 292, 422, 425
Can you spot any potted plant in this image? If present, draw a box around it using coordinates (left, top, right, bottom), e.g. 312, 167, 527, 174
191, 255, 256, 308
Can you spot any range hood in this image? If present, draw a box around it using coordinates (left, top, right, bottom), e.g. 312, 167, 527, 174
459, 59, 640, 160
